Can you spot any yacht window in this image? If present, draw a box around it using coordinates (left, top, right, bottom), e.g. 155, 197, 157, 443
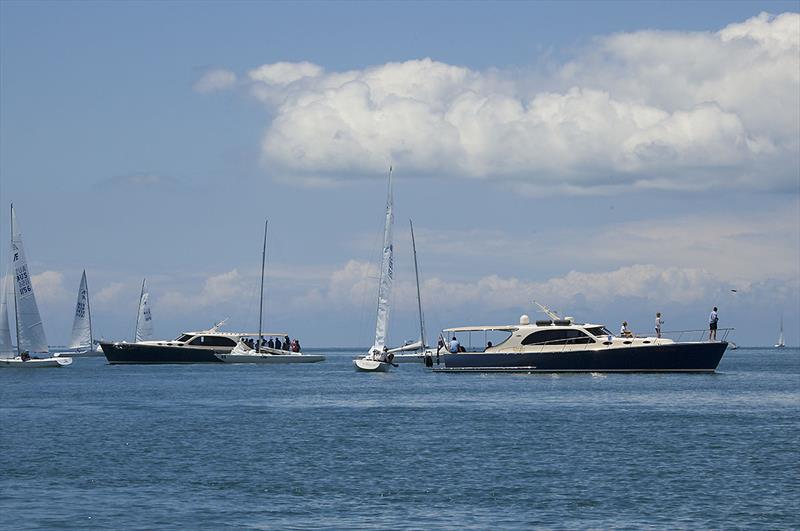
189, 335, 236, 347
585, 327, 612, 337
175, 334, 194, 342
522, 329, 595, 345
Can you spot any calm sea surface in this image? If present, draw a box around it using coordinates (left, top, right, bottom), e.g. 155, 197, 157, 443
1, 348, 798, 529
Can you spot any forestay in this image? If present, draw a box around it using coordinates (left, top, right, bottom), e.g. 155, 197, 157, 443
372, 168, 394, 351
69, 270, 92, 349
11, 207, 48, 354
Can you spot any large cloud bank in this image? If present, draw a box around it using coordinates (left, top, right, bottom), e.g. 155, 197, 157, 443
230, 12, 799, 192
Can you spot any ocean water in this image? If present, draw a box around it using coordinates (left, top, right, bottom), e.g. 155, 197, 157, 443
1, 348, 798, 529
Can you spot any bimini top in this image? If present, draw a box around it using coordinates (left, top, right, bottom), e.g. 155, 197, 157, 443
181, 331, 288, 338
443, 326, 518, 333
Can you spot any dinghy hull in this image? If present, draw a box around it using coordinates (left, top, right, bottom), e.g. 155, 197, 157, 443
353, 358, 391, 372
0, 356, 72, 367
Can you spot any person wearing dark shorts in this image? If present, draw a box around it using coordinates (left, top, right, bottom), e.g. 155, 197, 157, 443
709, 307, 719, 341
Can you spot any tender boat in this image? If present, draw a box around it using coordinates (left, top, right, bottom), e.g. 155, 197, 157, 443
213, 219, 323, 365
216, 340, 325, 364
0, 204, 71, 368
432, 304, 731, 373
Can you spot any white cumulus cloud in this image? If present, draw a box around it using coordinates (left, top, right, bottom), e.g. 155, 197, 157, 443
193, 68, 237, 93
234, 12, 798, 192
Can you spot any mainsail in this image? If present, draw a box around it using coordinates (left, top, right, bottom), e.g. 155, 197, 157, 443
68, 270, 92, 349
135, 278, 153, 342
10, 205, 49, 354
0, 265, 14, 357
372, 168, 394, 351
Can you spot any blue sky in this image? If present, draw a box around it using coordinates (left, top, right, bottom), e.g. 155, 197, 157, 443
1, 1, 798, 347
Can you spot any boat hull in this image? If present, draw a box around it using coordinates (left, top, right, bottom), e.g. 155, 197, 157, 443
54, 348, 103, 358
0, 356, 72, 368
353, 358, 391, 372
215, 352, 325, 364
100, 342, 225, 364
438, 342, 728, 373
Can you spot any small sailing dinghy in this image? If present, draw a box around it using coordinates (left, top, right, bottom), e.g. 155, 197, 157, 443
775, 316, 785, 348
55, 270, 100, 357
214, 220, 324, 364
354, 168, 398, 372
0, 205, 71, 368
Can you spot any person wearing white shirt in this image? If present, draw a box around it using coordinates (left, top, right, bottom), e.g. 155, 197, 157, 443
449, 336, 460, 353
709, 307, 719, 341
620, 321, 632, 338
655, 312, 664, 338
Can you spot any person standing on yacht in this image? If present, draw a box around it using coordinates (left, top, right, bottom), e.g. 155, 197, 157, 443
655, 313, 664, 338
620, 322, 632, 338
709, 307, 719, 341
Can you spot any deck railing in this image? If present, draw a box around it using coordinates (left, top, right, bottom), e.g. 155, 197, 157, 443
659, 328, 734, 343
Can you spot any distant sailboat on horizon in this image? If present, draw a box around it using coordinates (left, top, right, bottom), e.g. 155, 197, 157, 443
775, 315, 785, 348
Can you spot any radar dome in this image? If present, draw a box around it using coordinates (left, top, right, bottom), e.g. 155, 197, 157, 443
519, 314, 530, 325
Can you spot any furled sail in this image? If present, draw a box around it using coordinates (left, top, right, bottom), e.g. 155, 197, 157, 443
0, 265, 14, 357
68, 270, 92, 349
372, 168, 394, 351
11, 206, 49, 354
135, 278, 153, 342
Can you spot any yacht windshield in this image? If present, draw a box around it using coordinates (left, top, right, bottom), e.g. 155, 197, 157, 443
175, 334, 194, 342
585, 327, 612, 337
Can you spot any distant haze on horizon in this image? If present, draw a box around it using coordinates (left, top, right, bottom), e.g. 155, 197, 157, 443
1, 1, 798, 347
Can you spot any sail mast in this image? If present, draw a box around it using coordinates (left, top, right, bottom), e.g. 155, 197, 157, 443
410, 219, 425, 350
257, 219, 268, 351
85, 270, 93, 347
11, 204, 19, 357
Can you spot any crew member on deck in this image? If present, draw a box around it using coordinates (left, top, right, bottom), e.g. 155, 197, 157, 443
449, 336, 460, 353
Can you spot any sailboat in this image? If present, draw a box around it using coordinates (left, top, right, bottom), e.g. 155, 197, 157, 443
0, 205, 71, 367
354, 168, 397, 372
775, 315, 785, 348
135, 278, 154, 342
215, 220, 324, 364
392, 219, 432, 363
54, 270, 101, 357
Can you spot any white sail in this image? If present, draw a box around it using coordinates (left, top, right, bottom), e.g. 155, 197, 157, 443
68, 270, 92, 349
10, 206, 49, 354
135, 278, 153, 342
372, 168, 394, 351
776, 316, 785, 347
0, 266, 13, 357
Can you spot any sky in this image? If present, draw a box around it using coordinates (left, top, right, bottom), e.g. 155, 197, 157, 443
1, 1, 798, 347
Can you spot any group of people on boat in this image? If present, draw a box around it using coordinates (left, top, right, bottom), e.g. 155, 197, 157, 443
241, 335, 302, 353
619, 307, 721, 341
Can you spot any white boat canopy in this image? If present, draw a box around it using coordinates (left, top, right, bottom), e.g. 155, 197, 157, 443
443, 326, 519, 333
